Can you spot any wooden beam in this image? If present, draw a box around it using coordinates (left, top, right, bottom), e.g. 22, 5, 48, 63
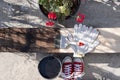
59, 28, 120, 53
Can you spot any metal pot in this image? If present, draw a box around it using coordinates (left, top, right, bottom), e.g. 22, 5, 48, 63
38, 56, 62, 79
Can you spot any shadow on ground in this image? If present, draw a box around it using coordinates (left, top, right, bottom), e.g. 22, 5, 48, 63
82, 53, 120, 80
0, 0, 120, 28
65, 0, 120, 28
0, 0, 45, 28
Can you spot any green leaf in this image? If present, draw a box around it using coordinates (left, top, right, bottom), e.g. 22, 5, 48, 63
64, 9, 70, 16
59, 6, 66, 13
55, 7, 60, 12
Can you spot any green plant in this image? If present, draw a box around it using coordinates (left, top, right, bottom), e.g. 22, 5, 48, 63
39, 0, 74, 20
39, 0, 84, 27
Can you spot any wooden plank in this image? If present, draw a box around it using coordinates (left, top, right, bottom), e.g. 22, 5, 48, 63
59, 28, 120, 53
0, 28, 120, 53
0, 28, 60, 52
